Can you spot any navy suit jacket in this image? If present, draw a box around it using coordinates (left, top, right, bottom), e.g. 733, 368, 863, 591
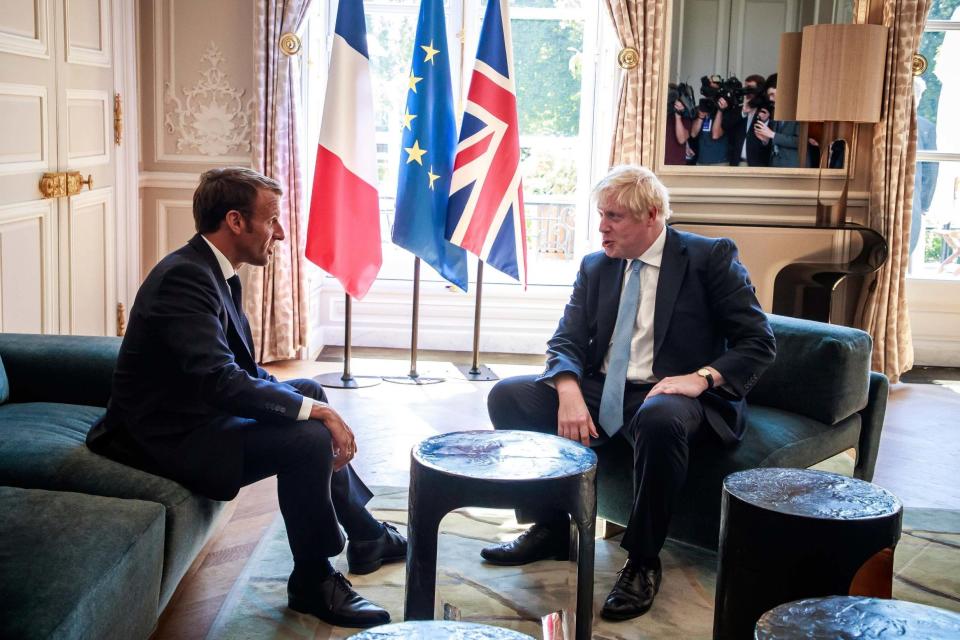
87, 234, 306, 498
539, 226, 776, 444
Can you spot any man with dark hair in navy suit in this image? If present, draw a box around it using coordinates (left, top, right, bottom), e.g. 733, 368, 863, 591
482, 165, 776, 621
87, 167, 404, 629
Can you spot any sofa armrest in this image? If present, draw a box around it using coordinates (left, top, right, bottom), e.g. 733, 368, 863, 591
0, 333, 121, 407
853, 371, 889, 482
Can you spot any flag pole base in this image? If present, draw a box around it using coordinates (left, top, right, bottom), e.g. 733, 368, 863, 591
382, 373, 444, 385
313, 372, 381, 389
454, 363, 499, 381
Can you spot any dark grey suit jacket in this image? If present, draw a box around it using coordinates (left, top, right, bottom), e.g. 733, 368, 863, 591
87, 234, 305, 498
539, 226, 776, 444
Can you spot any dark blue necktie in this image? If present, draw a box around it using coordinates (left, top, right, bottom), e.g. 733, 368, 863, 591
227, 275, 254, 352
599, 260, 643, 436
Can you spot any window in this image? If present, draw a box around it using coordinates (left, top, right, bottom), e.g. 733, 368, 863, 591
306, 0, 614, 290
908, 1, 960, 279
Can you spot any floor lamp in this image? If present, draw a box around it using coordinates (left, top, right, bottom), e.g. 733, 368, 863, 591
779, 24, 888, 226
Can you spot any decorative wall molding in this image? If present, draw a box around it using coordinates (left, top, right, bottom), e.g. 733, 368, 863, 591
140, 170, 201, 189
65, 0, 112, 67
163, 41, 253, 158
153, 1, 253, 164
0, 0, 50, 58
667, 187, 870, 208
65, 89, 111, 168
0, 83, 49, 175
156, 198, 192, 259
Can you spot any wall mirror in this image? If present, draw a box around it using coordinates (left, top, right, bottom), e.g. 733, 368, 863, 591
660, 0, 856, 173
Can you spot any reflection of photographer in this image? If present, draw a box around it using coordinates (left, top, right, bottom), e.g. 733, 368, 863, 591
725, 75, 771, 167
691, 75, 730, 166
753, 74, 800, 168
665, 83, 696, 166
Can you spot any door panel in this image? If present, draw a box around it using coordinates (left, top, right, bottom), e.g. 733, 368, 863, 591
0, 200, 57, 333
63, 187, 114, 335
0, 0, 51, 58
65, 89, 110, 167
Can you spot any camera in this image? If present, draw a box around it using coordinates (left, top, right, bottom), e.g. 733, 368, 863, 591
668, 82, 696, 119
699, 75, 748, 113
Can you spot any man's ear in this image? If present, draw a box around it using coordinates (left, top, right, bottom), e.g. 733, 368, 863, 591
648, 206, 659, 222
224, 209, 244, 234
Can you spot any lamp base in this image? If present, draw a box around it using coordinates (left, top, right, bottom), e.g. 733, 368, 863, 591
815, 201, 846, 227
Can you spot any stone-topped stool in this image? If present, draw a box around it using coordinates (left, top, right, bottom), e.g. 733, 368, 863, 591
755, 596, 960, 639
713, 468, 902, 639
351, 620, 535, 639
404, 430, 597, 640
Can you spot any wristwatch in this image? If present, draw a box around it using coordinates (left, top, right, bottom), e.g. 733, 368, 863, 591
696, 368, 714, 389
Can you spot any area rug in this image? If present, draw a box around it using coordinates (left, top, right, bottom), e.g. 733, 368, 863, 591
206, 488, 960, 640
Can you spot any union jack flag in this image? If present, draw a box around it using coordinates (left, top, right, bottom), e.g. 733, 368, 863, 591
445, 0, 526, 285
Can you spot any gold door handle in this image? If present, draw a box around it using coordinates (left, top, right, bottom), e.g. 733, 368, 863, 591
67, 172, 93, 194
38, 172, 93, 198
39, 172, 67, 198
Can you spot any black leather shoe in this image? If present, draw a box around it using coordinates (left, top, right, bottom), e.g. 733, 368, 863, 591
480, 523, 569, 566
288, 570, 390, 628
600, 557, 662, 621
347, 522, 407, 575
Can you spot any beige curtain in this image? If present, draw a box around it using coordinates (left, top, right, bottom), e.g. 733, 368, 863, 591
604, 0, 666, 168
856, 0, 931, 383
247, 0, 314, 362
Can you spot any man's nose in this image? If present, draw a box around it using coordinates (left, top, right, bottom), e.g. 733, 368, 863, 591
274, 223, 285, 241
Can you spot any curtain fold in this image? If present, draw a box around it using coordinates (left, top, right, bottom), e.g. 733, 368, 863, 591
247, 0, 314, 363
856, 0, 931, 383
604, 0, 666, 168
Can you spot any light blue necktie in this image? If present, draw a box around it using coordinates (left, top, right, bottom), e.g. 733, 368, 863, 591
599, 260, 643, 437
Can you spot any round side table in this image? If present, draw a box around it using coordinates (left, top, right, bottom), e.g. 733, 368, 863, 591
713, 468, 903, 639
755, 596, 960, 639
403, 430, 597, 640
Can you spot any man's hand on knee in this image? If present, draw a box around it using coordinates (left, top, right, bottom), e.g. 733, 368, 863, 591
648, 373, 708, 399
555, 375, 598, 446
310, 403, 357, 470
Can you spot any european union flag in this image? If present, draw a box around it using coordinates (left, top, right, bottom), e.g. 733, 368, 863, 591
392, 0, 468, 291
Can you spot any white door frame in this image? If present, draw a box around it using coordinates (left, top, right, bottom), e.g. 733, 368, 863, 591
112, 0, 141, 314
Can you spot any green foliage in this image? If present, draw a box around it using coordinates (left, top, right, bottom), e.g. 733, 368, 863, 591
520, 143, 578, 195
511, 19, 583, 136
924, 232, 944, 264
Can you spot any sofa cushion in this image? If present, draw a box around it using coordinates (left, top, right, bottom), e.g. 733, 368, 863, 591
0, 402, 226, 609
0, 486, 164, 640
748, 314, 872, 425
0, 354, 8, 404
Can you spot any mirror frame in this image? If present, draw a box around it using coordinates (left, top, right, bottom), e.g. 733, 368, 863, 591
654, 0, 865, 179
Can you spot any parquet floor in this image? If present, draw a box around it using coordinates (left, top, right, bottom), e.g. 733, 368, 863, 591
150, 352, 960, 639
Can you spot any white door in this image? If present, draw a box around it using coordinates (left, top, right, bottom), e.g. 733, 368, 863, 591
0, 0, 116, 336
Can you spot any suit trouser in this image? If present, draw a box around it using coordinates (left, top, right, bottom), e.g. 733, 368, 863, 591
238, 378, 375, 570
487, 374, 707, 559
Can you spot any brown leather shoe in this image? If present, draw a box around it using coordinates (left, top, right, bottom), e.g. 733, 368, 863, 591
480, 523, 569, 566
600, 557, 662, 621
288, 570, 390, 628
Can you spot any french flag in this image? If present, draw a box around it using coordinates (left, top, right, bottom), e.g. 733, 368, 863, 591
305, 0, 381, 300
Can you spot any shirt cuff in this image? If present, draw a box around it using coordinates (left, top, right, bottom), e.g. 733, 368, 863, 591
297, 397, 330, 421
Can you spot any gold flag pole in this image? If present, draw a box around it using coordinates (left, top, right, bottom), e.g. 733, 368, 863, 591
455, 0, 498, 382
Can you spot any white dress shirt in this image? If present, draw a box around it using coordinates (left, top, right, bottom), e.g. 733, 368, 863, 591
601, 225, 667, 384
200, 235, 316, 420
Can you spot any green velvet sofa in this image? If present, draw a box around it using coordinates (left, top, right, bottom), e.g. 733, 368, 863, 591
596, 314, 889, 550
0, 333, 228, 640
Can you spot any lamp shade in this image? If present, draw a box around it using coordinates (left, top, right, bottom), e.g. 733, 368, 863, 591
795, 23, 889, 123
776, 32, 804, 121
